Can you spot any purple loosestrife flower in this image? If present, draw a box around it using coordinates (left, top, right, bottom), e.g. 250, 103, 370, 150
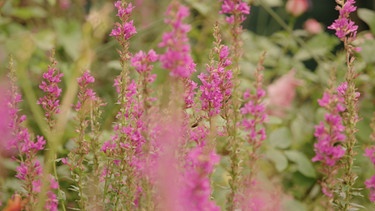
313, 85, 346, 167
37, 59, 63, 127
199, 25, 233, 117
0, 83, 13, 156
7, 63, 58, 210
131, 50, 158, 74
110, 1, 136, 40
312, 82, 347, 199
158, 2, 196, 78
365, 175, 375, 202
183, 142, 220, 211
240, 81, 267, 148
364, 115, 375, 202
74, 71, 97, 111
328, 0, 358, 40
220, 0, 250, 24
365, 146, 375, 202
159, 1, 197, 109
110, 1, 136, 64
65, 70, 105, 209
131, 49, 158, 105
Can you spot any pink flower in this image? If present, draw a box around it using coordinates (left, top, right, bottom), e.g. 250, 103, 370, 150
304, 19, 322, 35
182, 142, 220, 211
110, 1, 137, 40
0, 84, 12, 155
266, 69, 302, 117
328, 0, 358, 40
131, 50, 158, 74
220, 0, 250, 24
285, 0, 309, 17
74, 71, 98, 111
313, 83, 347, 171
38, 64, 64, 119
158, 2, 196, 78
199, 42, 232, 116
365, 175, 375, 202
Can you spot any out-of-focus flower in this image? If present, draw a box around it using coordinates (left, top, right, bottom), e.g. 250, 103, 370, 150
266, 69, 302, 117
365, 175, 375, 202
304, 19, 322, 34
158, 2, 196, 78
365, 146, 375, 202
2, 194, 23, 211
286, 0, 309, 17
220, 0, 250, 24
0, 83, 11, 156
59, 0, 71, 10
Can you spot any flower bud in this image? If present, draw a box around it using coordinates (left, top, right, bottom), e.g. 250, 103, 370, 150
304, 19, 322, 34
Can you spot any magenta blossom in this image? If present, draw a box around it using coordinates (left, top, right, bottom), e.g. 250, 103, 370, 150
313, 84, 346, 167
220, 0, 250, 24
38, 64, 63, 120
328, 0, 358, 40
110, 1, 136, 40
158, 2, 196, 78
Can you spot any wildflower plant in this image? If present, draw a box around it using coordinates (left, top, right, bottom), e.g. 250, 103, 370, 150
2, 0, 375, 210
7, 57, 58, 211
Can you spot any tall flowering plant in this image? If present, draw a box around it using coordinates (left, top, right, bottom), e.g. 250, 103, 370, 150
219, 0, 250, 209
6, 58, 58, 211
313, 81, 346, 206
313, 0, 360, 209
64, 70, 104, 210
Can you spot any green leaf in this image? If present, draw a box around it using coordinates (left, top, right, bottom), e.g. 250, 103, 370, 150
295, 33, 339, 61
185, 0, 211, 16
10, 7, 47, 19
269, 127, 292, 149
267, 115, 283, 125
265, 148, 288, 172
358, 8, 375, 34
359, 39, 375, 63
53, 18, 82, 59
282, 198, 307, 211
284, 150, 316, 178
32, 30, 55, 50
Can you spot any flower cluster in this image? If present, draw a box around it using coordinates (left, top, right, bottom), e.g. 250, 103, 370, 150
158, 2, 196, 78
312, 83, 347, 167
220, 0, 250, 24
328, 0, 358, 40
131, 50, 158, 74
37, 59, 63, 126
74, 71, 97, 111
241, 86, 267, 147
365, 146, 375, 202
198, 26, 232, 117
7, 64, 58, 210
183, 139, 220, 211
110, 1, 136, 39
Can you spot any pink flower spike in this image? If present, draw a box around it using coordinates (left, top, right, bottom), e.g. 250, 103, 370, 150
38, 62, 64, 122
159, 2, 196, 78
328, 0, 358, 40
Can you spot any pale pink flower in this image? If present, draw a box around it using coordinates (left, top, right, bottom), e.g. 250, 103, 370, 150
266, 69, 302, 117
304, 19, 322, 35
